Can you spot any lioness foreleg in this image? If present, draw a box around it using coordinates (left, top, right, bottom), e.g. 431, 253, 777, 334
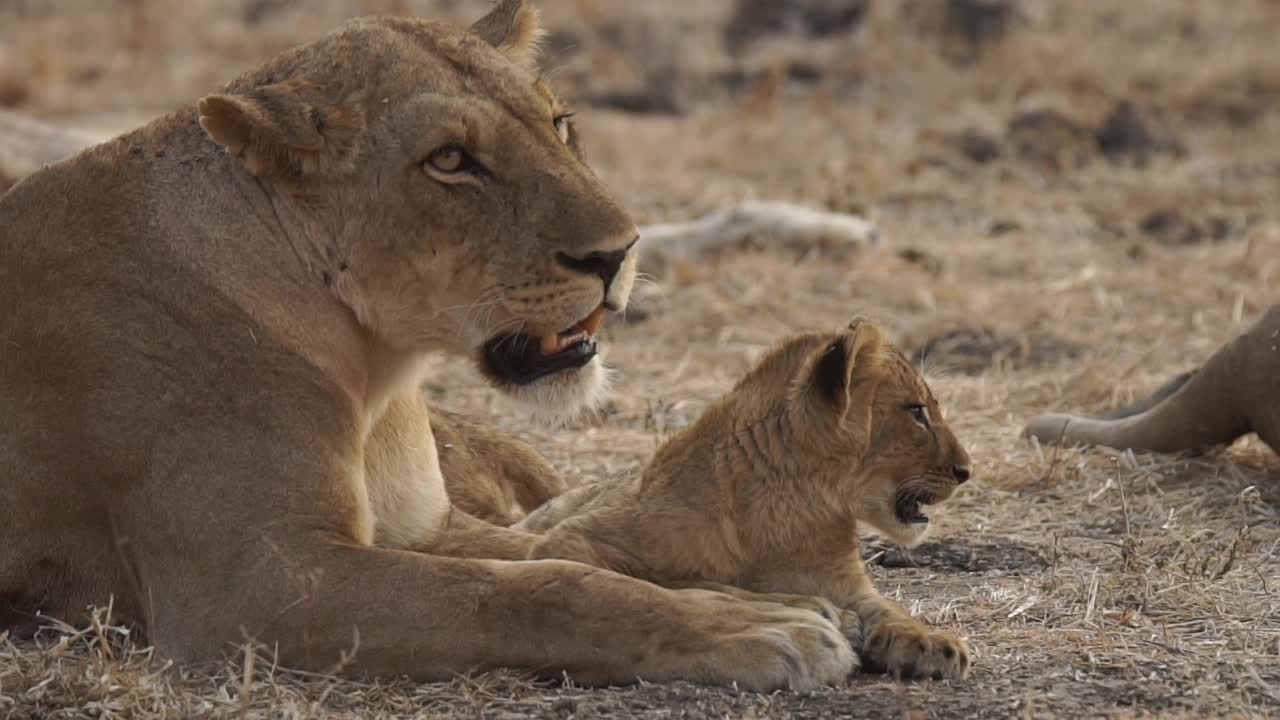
750, 553, 970, 681
363, 392, 550, 560
663, 579, 863, 653
154, 537, 856, 690
528, 517, 867, 660
420, 508, 541, 560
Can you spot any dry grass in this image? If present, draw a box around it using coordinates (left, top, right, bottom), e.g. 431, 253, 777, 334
3, 0, 1280, 717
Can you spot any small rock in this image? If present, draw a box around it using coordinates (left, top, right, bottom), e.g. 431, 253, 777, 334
785, 61, 824, 85
1095, 101, 1184, 165
0, 75, 29, 109
1006, 107, 1096, 172
908, 325, 1084, 375
897, 247, 945, 276
1183, 68, 1280, 129
945, 0, 1013, 47
1138, 209, 1195, 245
585, 90, 685, 116
241, 0, 292, 25
1138, 209, 1231, 246
940, 0, 1015, 63
945, 127, 1003, 164
580, 19, 702, 116
987, 219, 1022, 236
863, 538, 1047, 573
725, 0, 869, 52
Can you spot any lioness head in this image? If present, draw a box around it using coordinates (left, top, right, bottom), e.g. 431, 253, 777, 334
195, 0, 636, 419
717, 318, 972, 547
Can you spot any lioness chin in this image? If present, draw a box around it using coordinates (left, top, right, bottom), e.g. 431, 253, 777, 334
516, 318, 974, 681
0, 0, 856, 691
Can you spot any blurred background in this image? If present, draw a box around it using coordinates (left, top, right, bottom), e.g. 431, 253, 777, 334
3, 2, 1280, 716
2, 0, 1278, 232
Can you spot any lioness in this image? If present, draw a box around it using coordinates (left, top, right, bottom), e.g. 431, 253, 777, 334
0, 0, 858, 690
516, 319, 974, 680
1024, 304, 1279, 455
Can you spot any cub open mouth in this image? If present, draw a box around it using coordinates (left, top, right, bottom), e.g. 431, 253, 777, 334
484, 306, 608, 386
894, 492, 935, 525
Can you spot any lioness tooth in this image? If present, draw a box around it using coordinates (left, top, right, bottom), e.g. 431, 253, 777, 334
540, 334, 561, 355
581, 306, 607, 337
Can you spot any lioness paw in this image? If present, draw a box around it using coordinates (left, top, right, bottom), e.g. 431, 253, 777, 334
672, 593, 857, 692
747, 594, 865, 658
860, 621, 970, 681
734, 605, 858, 691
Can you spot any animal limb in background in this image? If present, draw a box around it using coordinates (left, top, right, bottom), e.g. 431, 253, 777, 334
636, 201, 883, 277
517, 318, 974, 681
1024, 304, 1279, 454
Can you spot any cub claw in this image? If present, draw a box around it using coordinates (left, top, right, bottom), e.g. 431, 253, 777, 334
859, 621, 970, 681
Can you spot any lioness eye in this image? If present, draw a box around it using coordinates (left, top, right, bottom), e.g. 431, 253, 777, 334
553, 112, 575, 144
907, 404, 931, 427
427, 145, 465, 173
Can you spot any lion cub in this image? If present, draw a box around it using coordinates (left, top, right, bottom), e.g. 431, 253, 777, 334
517, 318, 973, 680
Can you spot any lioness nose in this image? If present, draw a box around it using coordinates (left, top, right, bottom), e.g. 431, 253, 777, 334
951, 464, 971, 484
555, 235, 639, 294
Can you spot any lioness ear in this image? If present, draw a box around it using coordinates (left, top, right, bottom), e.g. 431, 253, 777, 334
470, 0, 545, 70
805, 318, 885, 414
197, 81, 364, 177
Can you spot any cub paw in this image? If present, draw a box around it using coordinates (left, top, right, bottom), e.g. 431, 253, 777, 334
860, 621, 970, 681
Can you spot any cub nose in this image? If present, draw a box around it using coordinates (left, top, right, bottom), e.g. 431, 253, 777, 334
555, 235, 639, 294
951, 464, 971, 484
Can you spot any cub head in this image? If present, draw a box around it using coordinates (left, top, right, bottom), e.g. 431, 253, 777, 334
195, 0, 637, 421
723, 318, 972, 547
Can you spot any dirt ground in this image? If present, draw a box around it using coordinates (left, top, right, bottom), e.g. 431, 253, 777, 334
2, 1, 1279, 718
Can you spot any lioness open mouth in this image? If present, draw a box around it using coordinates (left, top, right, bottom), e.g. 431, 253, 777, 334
484, 306, 608, 385
894, 491, 935, 525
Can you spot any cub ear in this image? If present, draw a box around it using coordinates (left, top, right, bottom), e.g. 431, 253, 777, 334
470, 0, 546, 71
804, 317, 885, 414
197, 81, 364, 177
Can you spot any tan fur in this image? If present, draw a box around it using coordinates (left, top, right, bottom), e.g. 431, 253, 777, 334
0, 1, 859, 691
432, 408, 566, 526
470, 0, 547, 71
517, 319, 975, 680
1025, 303, 1280, 454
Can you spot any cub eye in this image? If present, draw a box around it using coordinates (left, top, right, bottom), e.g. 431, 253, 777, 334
553, 112, 575, 144
906, 404, 931, 428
